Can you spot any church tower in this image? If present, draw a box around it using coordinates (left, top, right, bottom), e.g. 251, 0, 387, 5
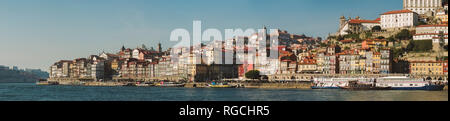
339, 16, 347, 29
121, 45, 125, 52
157, 43, 162, 52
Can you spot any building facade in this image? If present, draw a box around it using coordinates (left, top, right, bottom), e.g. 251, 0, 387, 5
403, 0, 443, 15
380, 10, 419, 29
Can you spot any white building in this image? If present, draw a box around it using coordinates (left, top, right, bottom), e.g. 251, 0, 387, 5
403, 0, 443, 15
380, 10, 419, 29
413, 33, 448, 40
337, 16, 381, 35
432, 36, 449, 44
91, 61, 105, 80
415, 24, 448, 34
414, 24, 448, 41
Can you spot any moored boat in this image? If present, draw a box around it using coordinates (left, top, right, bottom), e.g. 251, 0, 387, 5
155, 81, 185, 87
376, 76, 446, 91
338, 80, 391, 90
208, 82, 238, 88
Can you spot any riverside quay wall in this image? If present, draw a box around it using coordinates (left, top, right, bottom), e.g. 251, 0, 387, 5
183, 82, 313, 89
241, 82, 312, 89
46, 78, 313, 89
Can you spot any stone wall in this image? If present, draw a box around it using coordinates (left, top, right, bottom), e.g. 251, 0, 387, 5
242, 82, 312, 89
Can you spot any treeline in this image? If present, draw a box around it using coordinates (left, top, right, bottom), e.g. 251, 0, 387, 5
0, 68, 48, 83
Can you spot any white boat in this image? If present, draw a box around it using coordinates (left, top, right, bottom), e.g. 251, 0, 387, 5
376, 76, 445, 91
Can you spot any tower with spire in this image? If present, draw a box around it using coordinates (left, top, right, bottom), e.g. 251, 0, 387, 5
121, 45, 125, 52
157, 42, 162, 52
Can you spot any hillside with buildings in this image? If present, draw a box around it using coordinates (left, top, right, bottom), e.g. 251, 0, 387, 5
47, 0, 448, 84
0, 65, 49, 83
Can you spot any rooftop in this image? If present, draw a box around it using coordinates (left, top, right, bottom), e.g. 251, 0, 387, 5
381, 10, 414, 15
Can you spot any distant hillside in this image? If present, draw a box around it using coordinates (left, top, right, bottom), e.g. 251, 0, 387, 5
0, 67, 49, 83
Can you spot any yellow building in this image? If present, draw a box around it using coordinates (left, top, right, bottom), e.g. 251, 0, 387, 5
436, 10, 448, 24
372, 53, 381, 74
410, 61, 444, 75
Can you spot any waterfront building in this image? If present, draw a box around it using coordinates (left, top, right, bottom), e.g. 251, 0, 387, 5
372, 52, 382, 74
410, 60, 445, 75
316, 53, 325, 73
297, 58, 318, 74
279, 53, 297, 74
326, 54, 339, 74
49, 60, 72, 78
403, 0, 443, 15
91, 60, 105, 80
380, 10, 419, 30
380, 49, 393, 74
69, 58, 91, 78
338, 50, 361, 74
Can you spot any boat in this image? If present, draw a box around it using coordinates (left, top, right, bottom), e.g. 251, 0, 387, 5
311, 78, 359, 89
135, 82, 153, 87
311, 82, 342, 89
208, 82, 238, 88
155, 81, 185, 87
376, 76, 446, 91
123, 83, 136, 86
338, 80, 391, 90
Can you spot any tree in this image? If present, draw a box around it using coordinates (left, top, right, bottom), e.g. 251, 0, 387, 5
372, 26, 381, 32
395, 29, 412, 40
245, 70, 261, 80
377, 36, 385, 39
407, 40, 433, 52
418, 21, 427, 25
387, 36, 396, 42
344, 46, 351, 50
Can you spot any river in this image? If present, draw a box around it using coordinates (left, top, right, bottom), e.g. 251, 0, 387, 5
0, 83, 447, 101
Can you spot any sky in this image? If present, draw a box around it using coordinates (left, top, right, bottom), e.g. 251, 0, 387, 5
0, 0, 402, 71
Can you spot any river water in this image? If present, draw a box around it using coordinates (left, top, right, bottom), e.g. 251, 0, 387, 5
0, 83, 447, 101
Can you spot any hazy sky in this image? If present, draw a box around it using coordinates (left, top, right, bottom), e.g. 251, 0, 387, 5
0, 0, 402, 70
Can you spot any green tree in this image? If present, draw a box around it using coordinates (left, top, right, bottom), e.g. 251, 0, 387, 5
245, 70, 261, 80
395, 29, 412, 40
418, 21, 427, 25
372, 26, 381, 32
407, 40, 433, 52
344, 46, 351, 50
376, 36, 385, 39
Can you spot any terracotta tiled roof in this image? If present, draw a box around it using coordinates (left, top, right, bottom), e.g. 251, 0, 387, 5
381, 10, 414, 15
299, 59, 317, 65
414, 33, 448, 36
349, 19, 380, 24
340, 39, 355, 43
410, 61, 446, 63
416, 24, 448, 27
432, 37, 449, 39
375, 18, 381, 21
365, 39, 386, 42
